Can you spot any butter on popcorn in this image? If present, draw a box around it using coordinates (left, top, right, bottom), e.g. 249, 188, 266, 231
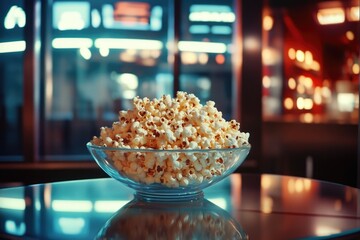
91, 91, 250, 187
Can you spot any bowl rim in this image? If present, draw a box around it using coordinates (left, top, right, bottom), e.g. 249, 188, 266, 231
86, 142, 251, 153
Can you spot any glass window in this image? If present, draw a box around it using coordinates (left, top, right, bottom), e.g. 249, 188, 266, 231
261, 0, 359, 186
262, 1, 359, 123
0, 0, 25, 161
43, 0, 172, 159
179, 1, 236, 120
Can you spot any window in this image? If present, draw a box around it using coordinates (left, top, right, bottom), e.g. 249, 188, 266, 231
0, 0, 239, 162
0, 1, 25, 161
43, 0, 172, 159
179, 1, 235, 120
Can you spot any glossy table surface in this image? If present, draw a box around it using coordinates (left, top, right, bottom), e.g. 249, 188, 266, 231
0, 173, 360, 240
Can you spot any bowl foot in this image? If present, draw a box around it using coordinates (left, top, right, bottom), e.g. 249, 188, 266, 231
134, 190, 204, 202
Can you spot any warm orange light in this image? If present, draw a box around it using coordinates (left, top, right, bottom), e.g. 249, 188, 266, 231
317, 8, 345, 25
120, 52, 136, 62
198, 53, 209, 65
263, 15, 274, 31
262, 48, 280, 65
352, 63, 359, 74
114, 2, 150, 17
261, 175, 272, 189
303, 77, 313, 89
295, 50, 305, 62
346, 31, 355, 41
347, 6, 360, 21
302, 113, 314, 123
297, 84, 305, 94
314, 86, 322, 104
304, 51, 313, 65
284, 98, 294, 110
263, 76, 271, 88
303, 98, 313, 110
288, 48, 296, 60
181, 52, 197, 64
322, 86, 331, 98
288, 78, 296, 90
311, 61, 321, 71
150, 50, 161, 58
215, 54, 225, 64
244, 36, 260, 51
297, 97, 304, 109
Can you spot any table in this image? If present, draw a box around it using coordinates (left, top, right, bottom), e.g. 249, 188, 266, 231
0, 173, 360, 239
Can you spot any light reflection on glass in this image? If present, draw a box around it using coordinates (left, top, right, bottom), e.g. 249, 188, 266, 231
94, 200, 129, 213
208, 197, 227, 210
0, 197, 25, 210
315, 225, 341, 236
57, 217, 85, 235
5, 220, 26, 236
52, 200, 93, 212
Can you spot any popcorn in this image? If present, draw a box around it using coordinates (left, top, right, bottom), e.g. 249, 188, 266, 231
91, 91, 250, 188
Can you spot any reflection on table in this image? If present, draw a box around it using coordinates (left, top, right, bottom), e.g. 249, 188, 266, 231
97, 198, 247, 239
0, 173, 360, 240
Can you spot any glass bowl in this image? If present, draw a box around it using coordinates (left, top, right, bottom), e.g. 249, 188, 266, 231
96, 198, 248, 239
86, 142, 250, 201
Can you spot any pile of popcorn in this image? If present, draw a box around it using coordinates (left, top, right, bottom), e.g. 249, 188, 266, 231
91, 91, 250, 187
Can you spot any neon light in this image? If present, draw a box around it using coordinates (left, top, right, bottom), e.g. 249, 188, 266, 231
190, 5, 232, 13
94, 38, 163, 50
91, 9, 101, 28
150, 6, 163, 30
189, 25, 210, 34
53, 2, 89, 30
0, 41, 26, 53
79, 48, 91, 60
52, 38, 92, 49
99, 47, 109, 57
58, 12, 85, 30
4, 5, 26, 29
189, 12, 235, 22
211, 25, 232, 34
178, 41, 226, 53
102, 4, 162, 31
117, 73, 138, 89
5, 220, 26, 236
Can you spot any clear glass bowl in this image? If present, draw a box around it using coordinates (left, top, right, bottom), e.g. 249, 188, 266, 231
96, 198, 248, 239
86, 142, 250, 201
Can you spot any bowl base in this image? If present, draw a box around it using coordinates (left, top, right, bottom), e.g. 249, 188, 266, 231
134, 190, 204, 202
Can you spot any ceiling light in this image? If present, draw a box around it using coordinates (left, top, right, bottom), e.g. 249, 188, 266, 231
317, 8, 345, 25
347, 6, 359, 21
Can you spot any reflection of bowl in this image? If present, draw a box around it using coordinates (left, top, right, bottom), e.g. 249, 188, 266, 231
87, 142, 250, 201
96, 198, 248, 239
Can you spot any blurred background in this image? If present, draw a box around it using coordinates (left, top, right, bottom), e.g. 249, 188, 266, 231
0, 0, 358, 187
